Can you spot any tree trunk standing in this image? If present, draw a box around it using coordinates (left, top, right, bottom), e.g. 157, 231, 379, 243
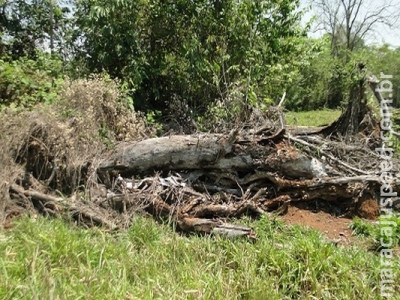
321, 64, 379, 142
49, 0, 56, 54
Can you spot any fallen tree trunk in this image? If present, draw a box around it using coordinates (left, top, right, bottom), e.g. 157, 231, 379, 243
98, 132, 328, 180
4, 74, 400, 236
94, 111, 399, 230
99, 130, 249, 173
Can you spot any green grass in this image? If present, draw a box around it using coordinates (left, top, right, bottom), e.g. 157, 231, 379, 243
351, 215, 400, 249
286, 109, 342, 127
1, 216, 399, 299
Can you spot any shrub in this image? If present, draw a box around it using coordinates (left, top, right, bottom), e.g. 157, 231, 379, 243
0, 52, 64, 110
58, 75, 153, 142
0, 75, 153, 198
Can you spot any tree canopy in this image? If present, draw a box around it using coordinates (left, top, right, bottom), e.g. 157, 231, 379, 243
0, 0, 72, 58
1, 0, 400, 113
73, 0, 305, 113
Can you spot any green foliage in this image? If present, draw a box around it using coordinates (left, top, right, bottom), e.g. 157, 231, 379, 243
378, 215, 400, 249
74, 0, 306, 115
392, 109, 400, 155
1, 215, 398, 299
2, 0, 399, 117
350, 217, 376, 237
0, 52, 64, 109
353, 45, 400, 107
285, 36, 358, 111
285, 36, 400, 111
0, 0, 72, 58
74, 0, 146, 84
145, 110, 163, 134
286, 36, 333, 110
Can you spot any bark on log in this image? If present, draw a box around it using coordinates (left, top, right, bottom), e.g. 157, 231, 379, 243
177, 217, 256, 240
98, 134, 327, 180
100, 134, 234, 172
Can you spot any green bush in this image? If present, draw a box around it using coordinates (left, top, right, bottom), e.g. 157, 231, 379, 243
0, 52, 64, 110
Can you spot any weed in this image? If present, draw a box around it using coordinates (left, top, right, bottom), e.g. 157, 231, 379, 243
351, 215, 400, 249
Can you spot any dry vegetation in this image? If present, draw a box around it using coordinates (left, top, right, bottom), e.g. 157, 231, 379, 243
0, 77, 152, 227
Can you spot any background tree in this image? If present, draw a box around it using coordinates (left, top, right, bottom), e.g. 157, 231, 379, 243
0, 0, 71, 59
74, 0, 305, 121
314, 0, 400, 55
356, 44, 400, 107
302, 0, 400, 109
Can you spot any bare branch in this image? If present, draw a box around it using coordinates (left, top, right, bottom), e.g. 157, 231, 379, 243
314, 0, 400, 51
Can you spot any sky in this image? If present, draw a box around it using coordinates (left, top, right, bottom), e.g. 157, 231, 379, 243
300, 0, 400, 48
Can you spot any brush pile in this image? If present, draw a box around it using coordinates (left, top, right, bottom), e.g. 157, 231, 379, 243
1, 75, 399, 238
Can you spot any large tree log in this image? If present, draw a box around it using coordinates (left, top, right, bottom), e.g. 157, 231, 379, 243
99, 131, 250, 173
98, 132, 328, 180
95, 124, 399, 225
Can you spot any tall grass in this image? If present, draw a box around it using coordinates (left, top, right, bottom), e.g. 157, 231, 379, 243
0, 215, 399, 299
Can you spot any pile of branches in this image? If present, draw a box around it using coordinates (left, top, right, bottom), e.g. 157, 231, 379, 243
2, 75, 400, 239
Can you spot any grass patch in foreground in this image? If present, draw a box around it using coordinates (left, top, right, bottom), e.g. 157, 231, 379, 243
286, 109, 342, 127
351, 215, 400, 250
0, 216, 399, 299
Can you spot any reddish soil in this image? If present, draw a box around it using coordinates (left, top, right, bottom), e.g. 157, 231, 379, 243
281, 203, 400, 255
280, 203, 353, 244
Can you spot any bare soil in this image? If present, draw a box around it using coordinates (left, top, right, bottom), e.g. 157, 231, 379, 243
280, 202, 400, 255
281, 203, 353, 243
